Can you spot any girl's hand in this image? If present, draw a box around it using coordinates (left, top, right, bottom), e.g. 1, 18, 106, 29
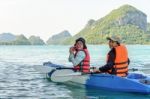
69, 46, 75, 53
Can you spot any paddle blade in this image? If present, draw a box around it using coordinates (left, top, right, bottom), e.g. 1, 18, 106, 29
129, 68, 150, 75
50, 69, 78, 82
43, 61, 62, 68
34, 65, 54, 73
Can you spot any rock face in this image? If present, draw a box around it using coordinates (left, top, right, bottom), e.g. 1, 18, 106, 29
13, 35, 31, 45
147, 23, 150, 32
86, 19, 95, 27
47, 30, 71, 44
0, 33, 46, 45
0, 33, 16, 42
29, 36, 45, 45
105, 4, 147, 31
117, 8, 147, 31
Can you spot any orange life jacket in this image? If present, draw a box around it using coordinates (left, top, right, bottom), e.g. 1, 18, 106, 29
74, 49, 90, 73
107, 45, 128, 77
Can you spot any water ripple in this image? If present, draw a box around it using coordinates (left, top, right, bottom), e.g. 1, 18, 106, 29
0, 45, 150, 98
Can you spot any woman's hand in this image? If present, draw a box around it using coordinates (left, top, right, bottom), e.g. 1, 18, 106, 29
92, 68, 101, 73
69, 46, 75, 54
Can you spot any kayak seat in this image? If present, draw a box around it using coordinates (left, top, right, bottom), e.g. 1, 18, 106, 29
127, 73, 146, 79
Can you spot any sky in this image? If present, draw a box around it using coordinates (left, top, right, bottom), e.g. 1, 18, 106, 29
0, 0, 150, 41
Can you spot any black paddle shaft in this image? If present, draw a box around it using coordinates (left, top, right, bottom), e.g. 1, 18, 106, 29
56, 67, 96, 70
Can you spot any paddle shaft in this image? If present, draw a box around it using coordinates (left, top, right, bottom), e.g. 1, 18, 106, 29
56, 67, 74, 70
56, 67, 96, 70
129, 68, 150, 71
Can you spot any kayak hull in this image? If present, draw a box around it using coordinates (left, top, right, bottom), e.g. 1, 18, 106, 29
85, 74, 150, 94
43, 62, 150, 94
47, 71, 150, 94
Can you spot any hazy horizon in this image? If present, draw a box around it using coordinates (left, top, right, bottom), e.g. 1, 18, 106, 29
0, 0, 150, 41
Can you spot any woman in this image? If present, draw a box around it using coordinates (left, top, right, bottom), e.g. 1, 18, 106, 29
68, 37, 90, 73
93, 35, 130, 77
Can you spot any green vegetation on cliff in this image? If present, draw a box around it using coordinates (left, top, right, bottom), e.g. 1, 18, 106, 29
63, 4, 150, 44
29, 36, 45, 45
0, 34, 45, 45
47, 30, 71, 44
13, 35, 31, 45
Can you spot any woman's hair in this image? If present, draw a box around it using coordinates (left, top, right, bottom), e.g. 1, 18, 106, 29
75, 37, 87, 49
117, 42, 120, 46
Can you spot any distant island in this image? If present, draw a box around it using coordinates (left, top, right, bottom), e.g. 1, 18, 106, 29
0, 4, 150, 45
47, 30, 72, 45
0, 33, 45, 45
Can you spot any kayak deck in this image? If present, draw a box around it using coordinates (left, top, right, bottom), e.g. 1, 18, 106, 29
43, 62, 150, 94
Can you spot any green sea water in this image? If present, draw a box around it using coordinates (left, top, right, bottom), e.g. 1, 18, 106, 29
0, 45, 150, 99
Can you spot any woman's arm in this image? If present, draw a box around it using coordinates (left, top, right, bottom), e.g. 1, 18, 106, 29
69, 51, 85, 66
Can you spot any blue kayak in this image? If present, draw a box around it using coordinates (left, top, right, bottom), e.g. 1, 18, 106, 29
85, 73, 150, 94
43, 62, 150, 94
47, 72, 150, 94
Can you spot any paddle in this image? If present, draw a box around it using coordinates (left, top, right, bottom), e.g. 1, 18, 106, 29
50, 69, 101, 82
129, 68, 150, 75
50, 69, 81, 82
34, 61, 96, 74
34, 62, 150, 74
50, 67, 150, 82
129, 68, 150, 72
33, 65, 74, 73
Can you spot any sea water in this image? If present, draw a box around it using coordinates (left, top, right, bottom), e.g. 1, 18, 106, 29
0, 45, 150, 99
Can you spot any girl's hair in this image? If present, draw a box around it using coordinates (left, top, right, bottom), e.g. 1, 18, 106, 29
75, 37, 87, 49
